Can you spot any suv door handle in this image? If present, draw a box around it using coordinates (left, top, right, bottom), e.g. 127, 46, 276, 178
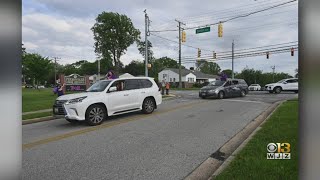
124, 94, 129, 96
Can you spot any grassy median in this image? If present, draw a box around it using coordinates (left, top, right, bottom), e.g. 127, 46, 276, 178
214, 99, 298, 180
22, 88, 57, 112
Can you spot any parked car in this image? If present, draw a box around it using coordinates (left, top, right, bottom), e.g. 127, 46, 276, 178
248, 84, 261, 91
53, 77, 162, 126
199, 79, 249, 99
25, 84, 33, 88
265, 78, 298, 93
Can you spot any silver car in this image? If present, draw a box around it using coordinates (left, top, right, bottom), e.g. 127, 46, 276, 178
199, 79, 249, 99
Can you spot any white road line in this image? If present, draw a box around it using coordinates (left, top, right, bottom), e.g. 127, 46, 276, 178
222, 99, 266, 104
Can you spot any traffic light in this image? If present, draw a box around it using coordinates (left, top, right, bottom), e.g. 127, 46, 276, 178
197, 48, 201, 58
266, 52, 270, 59
291, 48, 294, 56
182, 31, 186, 42
218, 22, 223, 37
213, 52, 216, 59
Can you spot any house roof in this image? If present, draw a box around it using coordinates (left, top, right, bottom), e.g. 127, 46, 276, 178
163, 68, 218, 79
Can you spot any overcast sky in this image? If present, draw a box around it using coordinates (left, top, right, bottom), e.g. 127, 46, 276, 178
22, 0, 298, 75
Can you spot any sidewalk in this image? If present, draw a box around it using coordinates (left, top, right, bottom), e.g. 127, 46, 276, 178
23, 109, 52, 115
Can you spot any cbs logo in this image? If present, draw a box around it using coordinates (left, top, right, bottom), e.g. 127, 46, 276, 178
267, 143, 291, 153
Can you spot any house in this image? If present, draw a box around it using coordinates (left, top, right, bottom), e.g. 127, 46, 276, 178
158, 68, 218, 84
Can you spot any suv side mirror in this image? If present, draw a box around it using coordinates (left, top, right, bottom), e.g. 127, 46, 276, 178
108, 86, 117, 93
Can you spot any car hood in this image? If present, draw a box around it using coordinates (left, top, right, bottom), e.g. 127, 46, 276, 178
56, 92, 101, 101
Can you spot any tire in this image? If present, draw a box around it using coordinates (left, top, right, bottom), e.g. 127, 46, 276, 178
274, 87, 282, 94
142, 98, 155, 114
85, 104, 107, 126
240, 90, 246, 97
218, 91, 224, 99
269, 90, 273, 93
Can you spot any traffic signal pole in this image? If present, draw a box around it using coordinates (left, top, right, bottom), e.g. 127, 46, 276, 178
175, 19, 185, 88
232, 40, 234, 79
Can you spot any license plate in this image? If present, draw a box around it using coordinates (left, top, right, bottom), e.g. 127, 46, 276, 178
54, 108, 59, 113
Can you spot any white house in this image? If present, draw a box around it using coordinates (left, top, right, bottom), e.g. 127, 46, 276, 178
158, 68, 217, 83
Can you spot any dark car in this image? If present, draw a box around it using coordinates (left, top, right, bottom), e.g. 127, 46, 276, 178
199, 79, 249, 99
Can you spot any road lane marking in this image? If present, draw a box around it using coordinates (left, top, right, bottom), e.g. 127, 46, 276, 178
221, 99, 267, 104
23, 100, 209, 150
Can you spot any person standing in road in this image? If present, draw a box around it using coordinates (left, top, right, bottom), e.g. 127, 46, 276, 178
161, 79, 166, 95
165, 82, 170, 95
57, 83, 65, 97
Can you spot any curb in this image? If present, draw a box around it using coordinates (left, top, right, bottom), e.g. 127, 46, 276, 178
184, 100, 284, 180
22, 116, 57, 125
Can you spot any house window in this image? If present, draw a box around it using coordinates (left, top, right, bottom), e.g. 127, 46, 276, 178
163, 74, 167, 79
188, 78, 195, 82
170, 78, 172, 82
173, 78, 176, 82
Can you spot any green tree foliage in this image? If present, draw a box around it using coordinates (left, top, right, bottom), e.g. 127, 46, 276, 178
222, 69, 233, 78
137, 40, 153, 60
197, 61, 221, 75
124, 60, 144, 76
22, 53, 53, 86
235, 68, 293, 86
91, 12, 140, 73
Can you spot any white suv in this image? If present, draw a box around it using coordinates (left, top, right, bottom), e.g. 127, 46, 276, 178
53, 77, 162, 126
265, 78, 298, 94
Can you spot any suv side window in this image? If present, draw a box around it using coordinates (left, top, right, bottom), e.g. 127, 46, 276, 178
232, 80, 239, 85
140, 79, 153, 88
109, 80, 125, 92
224, 81, 232, 87
124, 79, 140, 90
287, 79, 298, 83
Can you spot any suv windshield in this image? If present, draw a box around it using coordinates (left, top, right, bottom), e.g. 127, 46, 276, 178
86, 80, 112, 92
209, 80, 225, 86
277, 79, 286, 83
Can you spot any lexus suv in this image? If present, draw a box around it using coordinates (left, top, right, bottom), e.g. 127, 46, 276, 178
265, 78, 298, 93
53, 77, 162, 126
199, 79, 249, 99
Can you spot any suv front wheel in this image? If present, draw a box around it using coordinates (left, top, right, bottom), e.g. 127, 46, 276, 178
85, 104, 107, 126
142, 98, 155, 114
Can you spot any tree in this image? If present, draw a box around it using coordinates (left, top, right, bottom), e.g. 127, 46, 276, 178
294, 68, 298, 78
137, 40, 154, 60
91, 12, 140, 73
124, 60, 145, 76
222, 69, 233, 78
22, 53, 53, 87
198, 61, 221, 75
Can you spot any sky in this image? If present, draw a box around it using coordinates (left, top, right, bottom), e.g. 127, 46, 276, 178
22, 0, 298, 76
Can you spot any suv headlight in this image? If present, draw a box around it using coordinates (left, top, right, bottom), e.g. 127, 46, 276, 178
66, 96, 87, 105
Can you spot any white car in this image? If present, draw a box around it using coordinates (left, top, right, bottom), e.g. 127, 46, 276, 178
248, 84, 261, 91
265, 78, 298, 94
53, 77, 162, 126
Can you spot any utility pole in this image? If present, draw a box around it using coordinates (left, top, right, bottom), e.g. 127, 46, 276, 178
98, 59, 100, 81
175, 19, 185, 88
271, 65, 275, 82
144, 9, 150, 77
232, 40, 234, 79
52, 57, 60, 85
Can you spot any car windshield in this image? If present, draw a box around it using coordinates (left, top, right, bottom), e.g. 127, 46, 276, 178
209, 80, 225, 86
277, 79, 286, 83
251, 84, 258, 86
86, 80, 112, 92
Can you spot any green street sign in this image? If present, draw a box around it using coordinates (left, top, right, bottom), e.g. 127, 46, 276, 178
196, 27, 210, 34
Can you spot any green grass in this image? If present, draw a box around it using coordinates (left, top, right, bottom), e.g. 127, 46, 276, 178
215, 100, 298, 180
22, 88, 58, 112
22, 111, 52, 120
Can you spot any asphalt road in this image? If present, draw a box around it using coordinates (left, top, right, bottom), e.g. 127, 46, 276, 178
22, 90, 297, 180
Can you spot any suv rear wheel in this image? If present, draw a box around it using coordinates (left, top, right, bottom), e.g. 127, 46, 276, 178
85, 104, 106, 126
240, 90, 246, 97
142, 98, 155, 114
